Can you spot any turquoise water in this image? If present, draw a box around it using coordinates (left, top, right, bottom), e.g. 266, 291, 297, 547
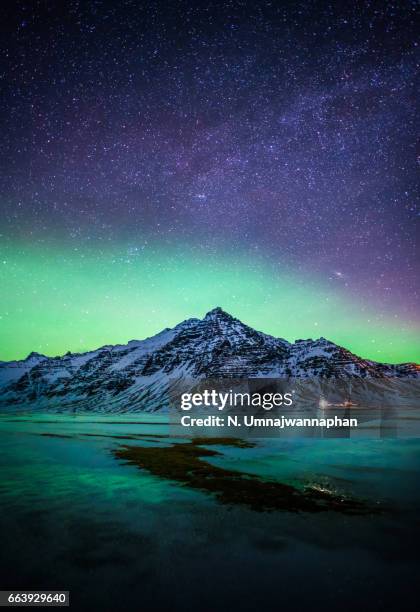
0, 413, 419, 611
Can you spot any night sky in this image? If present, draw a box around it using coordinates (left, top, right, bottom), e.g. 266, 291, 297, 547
0, 0, 419, 362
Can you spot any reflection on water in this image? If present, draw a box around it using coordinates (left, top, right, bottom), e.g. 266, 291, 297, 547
0, 413, 419, 611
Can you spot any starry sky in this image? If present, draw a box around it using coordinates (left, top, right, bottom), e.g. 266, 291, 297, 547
0, 0, 419, 362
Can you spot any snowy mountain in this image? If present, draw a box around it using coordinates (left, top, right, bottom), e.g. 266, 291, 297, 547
0, 307, 418, 412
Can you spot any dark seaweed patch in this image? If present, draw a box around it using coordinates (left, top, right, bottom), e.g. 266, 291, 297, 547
114, 437, 377, 514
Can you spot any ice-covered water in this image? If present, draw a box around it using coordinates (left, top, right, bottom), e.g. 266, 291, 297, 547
0, 413, 419, 611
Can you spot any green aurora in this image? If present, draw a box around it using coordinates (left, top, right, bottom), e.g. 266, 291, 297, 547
0, 242, 419, 363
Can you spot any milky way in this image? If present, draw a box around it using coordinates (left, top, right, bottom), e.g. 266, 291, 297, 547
0, 1, 419, 361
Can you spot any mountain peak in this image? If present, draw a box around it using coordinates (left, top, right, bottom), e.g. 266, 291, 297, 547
25, 351, 47, 361
203, 307, 235, 322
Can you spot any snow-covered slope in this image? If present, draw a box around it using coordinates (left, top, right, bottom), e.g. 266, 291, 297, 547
0, 352, 49, 386
0, 307, 418, 412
